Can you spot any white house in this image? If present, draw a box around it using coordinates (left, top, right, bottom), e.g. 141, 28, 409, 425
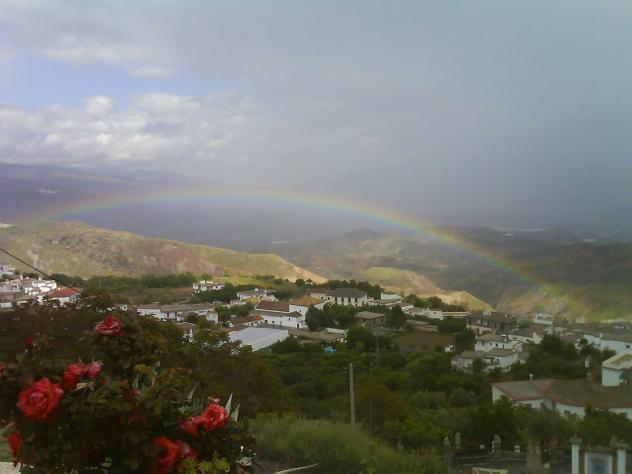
508, 325, 549, 345
451, 348, 518, 373
583, 332, 632, 353
192, 280, 225, 293
307, 288, 329, 300
135, 303, 218, 323
45, 287, 81, 306
475, 333, 522, 353
532, 312, 554, 326
228, 327, 289, 350
0, 277, 57, 297
236, 288, 277, 302
601, 350, 632, 387
324, 288, 368, 307
492, 351, 632, 419
288, 295, 324, 316
0, 264, 16, 278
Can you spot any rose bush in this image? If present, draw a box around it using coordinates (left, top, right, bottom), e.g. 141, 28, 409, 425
0, 309, 257, 473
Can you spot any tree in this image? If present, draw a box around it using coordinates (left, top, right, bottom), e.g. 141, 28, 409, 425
385, 307, 407, 328
346, 326, 376, 351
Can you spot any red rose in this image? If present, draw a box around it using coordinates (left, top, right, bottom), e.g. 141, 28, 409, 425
178, 415, 209, 437
179, 401, 228, 437
174, 440, 197, 462
83, 361, 102, 381
202, 400, 229, 431
153, 436, 179, 474
7, 432, 22, 467
62, 363, 86, 391
94, 315, 124, 336
23, 337, 34, 350
17, 378, 64, 421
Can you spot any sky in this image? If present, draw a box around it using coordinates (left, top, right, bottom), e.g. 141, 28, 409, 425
1, 0, 632, 229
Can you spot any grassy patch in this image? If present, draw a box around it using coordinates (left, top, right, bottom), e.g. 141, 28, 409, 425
251, 416, 447, 474
394, 331, 454, 352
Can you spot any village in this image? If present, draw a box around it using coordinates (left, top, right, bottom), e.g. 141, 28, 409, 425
2, 266, 632, 472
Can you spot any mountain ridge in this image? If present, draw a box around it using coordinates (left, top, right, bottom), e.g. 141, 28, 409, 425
0, 221, 326, 283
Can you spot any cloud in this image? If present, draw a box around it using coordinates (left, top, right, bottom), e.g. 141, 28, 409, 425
1, 1, 631, 225
0, 92, 257, 167
128, 66, 172, 80
85, 96, 114, 116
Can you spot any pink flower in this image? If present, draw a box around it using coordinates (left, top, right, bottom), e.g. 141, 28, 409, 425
83, 362, 102, 381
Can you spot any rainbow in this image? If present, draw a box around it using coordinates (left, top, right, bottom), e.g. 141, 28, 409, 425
14, 185, 576, 315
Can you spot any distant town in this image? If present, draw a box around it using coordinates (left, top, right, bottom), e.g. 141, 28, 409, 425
2, 263, 632, 473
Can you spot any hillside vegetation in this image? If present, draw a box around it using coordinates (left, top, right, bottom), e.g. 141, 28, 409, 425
276, 228, 632, 321
0, 221, 325, 282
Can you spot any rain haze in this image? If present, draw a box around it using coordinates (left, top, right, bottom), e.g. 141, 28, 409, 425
1, 1, 632, 239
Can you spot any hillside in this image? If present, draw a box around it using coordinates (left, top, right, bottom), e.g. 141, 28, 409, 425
275, 228, 632, 321
0, 221, 325, 282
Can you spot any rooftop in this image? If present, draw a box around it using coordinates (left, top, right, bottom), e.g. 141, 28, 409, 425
602, 350, 632, 370
355, 311, 385, 321
256, 300, 290, 312
469, 311, 516, 322
478, 334, 508, 342
250, 309, 303, 319
493, 378, 632, 408
289, 295, 322, 306
228, 327, 288, 346
326, 288, 367, 298
46, 287, 80, 298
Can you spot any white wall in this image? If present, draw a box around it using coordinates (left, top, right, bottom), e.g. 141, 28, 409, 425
602, 367, 622, 387
260, 313, 306, 329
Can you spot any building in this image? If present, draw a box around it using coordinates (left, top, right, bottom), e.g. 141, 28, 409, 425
135, 303, 219, 323
45, 287, 81, 306
355, 311, 386, 328
532, 312, 554, 326
601, 350, 632, 387
228, 327, 289, 350
236, 288, 277, 302
492, 351, 632, 418
451, 349, 518, 373
192, 280, 225, 293
582, 332, 632, 353
324, 288, 368, 307
475, 333, 522, 353
230, 314, 264, 328
307, 287, 329, 300
288, 295, 324, 315
467, 311, 517, 335
0, 264, 16, 278
507, 324, 549, 345
250, 300, 307, 329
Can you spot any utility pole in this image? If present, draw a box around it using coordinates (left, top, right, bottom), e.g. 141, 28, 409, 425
349, 363, 356, 427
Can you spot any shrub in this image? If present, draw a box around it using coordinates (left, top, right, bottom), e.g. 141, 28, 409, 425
251, 416, 448, 474
0, 311, 253, 472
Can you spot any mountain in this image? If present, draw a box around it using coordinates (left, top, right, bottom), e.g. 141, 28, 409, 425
274, 228, 632, 321
0, 221, 325, 282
